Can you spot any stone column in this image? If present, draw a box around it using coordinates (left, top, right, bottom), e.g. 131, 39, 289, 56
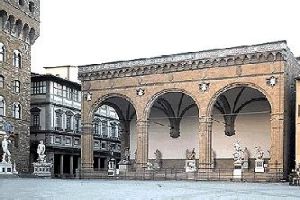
77, 157, 81, 170
136, 120, 148, 169
81, 123, 94, 170
60, 154, 64, 176
198, 116, 213, 170
269, 113, 284, 169
120, 120, 130, 160
70, 155, 74, 175
98, 157, 101, 170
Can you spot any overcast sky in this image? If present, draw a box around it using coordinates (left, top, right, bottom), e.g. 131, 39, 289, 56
31, 0, 300, 73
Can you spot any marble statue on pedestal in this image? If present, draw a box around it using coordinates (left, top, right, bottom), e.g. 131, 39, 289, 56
1, 135, 11, 163
254, 146, 265, 173
0, 134, 17, 175
185, 148, 197, 172
118, 147, 131, 173
32, 140, 52, 177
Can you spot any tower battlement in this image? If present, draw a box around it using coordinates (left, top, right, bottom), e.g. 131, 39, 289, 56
0, 0, 40, 44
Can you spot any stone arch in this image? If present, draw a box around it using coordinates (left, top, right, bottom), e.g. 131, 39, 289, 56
206, 82, 273, 117
144, 88, 201, 120
88, 93, 137, 123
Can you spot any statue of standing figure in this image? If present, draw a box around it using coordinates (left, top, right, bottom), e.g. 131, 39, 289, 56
233, 141, 243, 163
1, 135, 11, 163
37, 140, 46, 162
186, 148, 196, 160
153, 149, 162, 169
255, 146, 264, 160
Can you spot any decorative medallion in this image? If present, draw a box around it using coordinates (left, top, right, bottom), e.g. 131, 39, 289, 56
136, 88, 145, 96
199, 82, 210, 92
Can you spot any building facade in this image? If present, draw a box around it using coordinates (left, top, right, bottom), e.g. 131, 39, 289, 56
30, 73, 120, 176
78, 41, 299, 177
0, 0, 40, 173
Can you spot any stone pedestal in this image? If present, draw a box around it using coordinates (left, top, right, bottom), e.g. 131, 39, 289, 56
233, 162, 242, 179
185, 160, 197, 172
32, 162, 53, 177
255, 159, 264, 173
118, 160, 130, 174
0, 162, 15, 174
108, 159, 116, 176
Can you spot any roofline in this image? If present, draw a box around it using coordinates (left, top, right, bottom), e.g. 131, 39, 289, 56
78, 40, 288, 74
43, 65, 76, 69
31, 73, 81, 89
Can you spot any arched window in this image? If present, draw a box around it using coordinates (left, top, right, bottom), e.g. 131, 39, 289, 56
74, 114, 81, 133
13, 50, 21, 68
13, 80, 20, 93
13, 103, 21, 119
65, 111, 74, 131
30, 107, 41, 129
29, 2, 35, 13
0, 43, 5, 62
55, 109, 63, 130
19, 0, 25, 6
93, 118, 101, 135
0, 75, 4, 88
0, 96, 5, 116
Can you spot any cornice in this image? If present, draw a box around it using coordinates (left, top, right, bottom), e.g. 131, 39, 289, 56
78, 41, 289, 81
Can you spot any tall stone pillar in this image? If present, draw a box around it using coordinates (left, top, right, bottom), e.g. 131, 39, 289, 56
98, 157, 101, 170
81, 123, 94, 171
60, 154, 64, 176
198, 116, 213, 170
77, 157, 81, 170
269, 113, 284, 169
120, 120, 130, 160
136, 120, 148, 169
70, 155, 74, 175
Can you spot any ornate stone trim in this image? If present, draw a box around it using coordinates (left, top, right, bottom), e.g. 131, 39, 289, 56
78, 41, 288, 81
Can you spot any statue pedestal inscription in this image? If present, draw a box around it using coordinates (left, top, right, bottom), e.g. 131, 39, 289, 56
255, 159, 264, 173
233, 162, 243, 179
33, 162, 52, 177
118, 160, 130, 174
185, 160, 197, 172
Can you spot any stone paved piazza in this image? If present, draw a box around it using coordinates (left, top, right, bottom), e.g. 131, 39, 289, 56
0, 179, 299, 200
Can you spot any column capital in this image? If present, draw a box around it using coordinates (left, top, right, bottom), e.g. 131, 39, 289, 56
199, 116, 213, 124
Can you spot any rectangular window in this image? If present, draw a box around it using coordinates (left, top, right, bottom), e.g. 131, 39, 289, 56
73, 90, 79, 101
54, 83, 62, 96
101, 121, 108, 137
13, 80, 20, 93
31, 81, 47, 95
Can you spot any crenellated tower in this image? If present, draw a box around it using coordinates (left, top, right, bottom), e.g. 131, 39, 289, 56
0, 0, 40, 173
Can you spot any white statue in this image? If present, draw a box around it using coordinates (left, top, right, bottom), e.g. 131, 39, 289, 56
255, 146, 264, 160
186, 148, 196, 160
233, 141, 243, 163
243, 147, 250, 161
153, 149, 162, 169
37, 140, 46, 162
2, 135, 11, 163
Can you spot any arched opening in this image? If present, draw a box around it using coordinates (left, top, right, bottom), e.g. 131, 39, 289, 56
146, 92, 199, 169
91, 95, 136, 170
211, 86, 271, 169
